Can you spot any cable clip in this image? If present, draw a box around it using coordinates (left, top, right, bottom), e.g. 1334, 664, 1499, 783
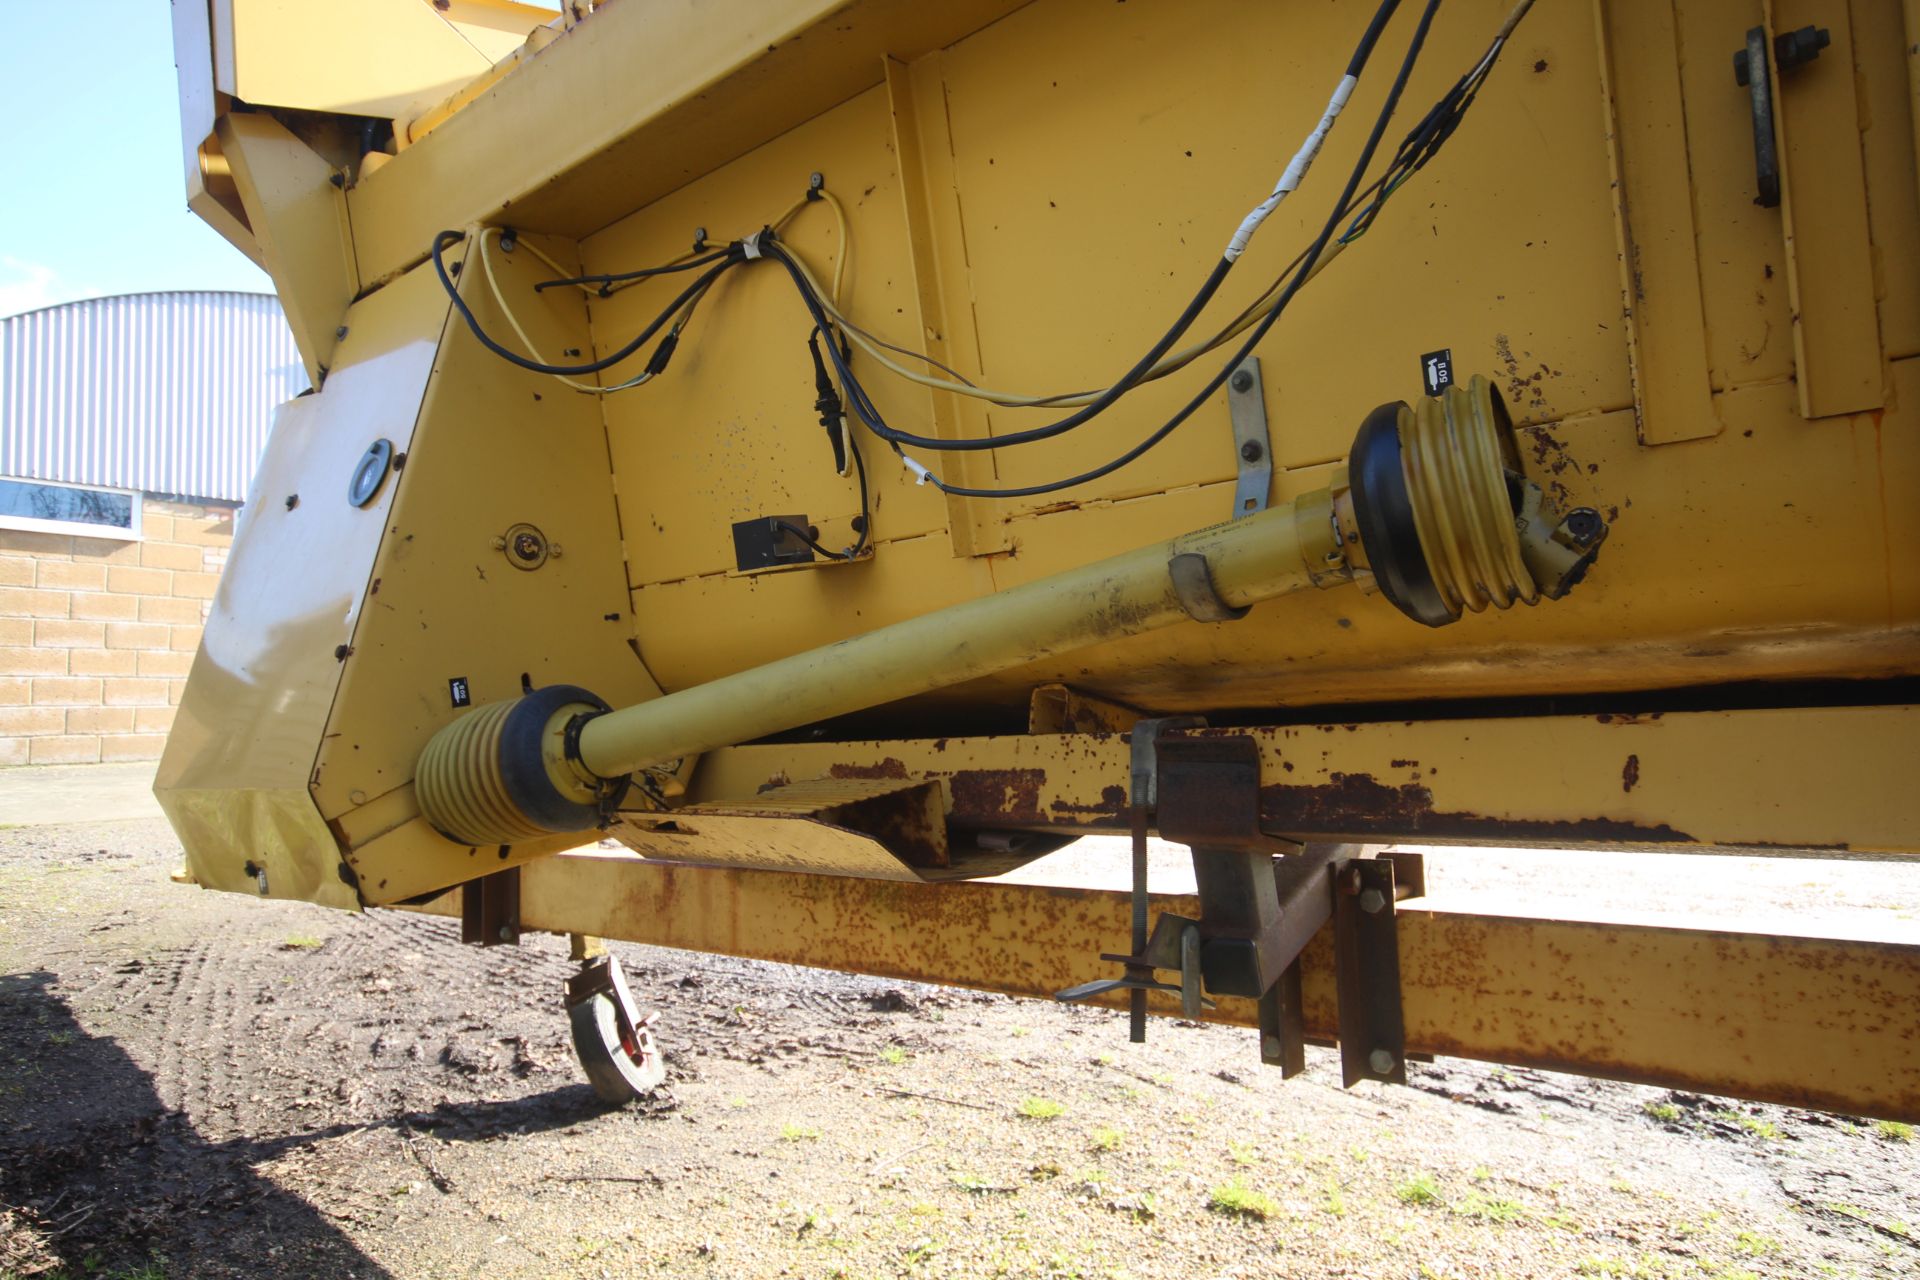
741, 230, 766, 260
901, 455, 934, 486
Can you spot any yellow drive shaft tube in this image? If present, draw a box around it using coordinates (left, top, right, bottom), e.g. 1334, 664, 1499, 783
414, 378, 1604, 846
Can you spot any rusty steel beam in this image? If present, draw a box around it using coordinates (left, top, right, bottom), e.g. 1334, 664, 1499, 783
688, 705, 1920, 855
408, 851, 1920, 1121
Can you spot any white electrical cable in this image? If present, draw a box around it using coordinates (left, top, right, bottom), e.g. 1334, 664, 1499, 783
1224, 73, 1357, 261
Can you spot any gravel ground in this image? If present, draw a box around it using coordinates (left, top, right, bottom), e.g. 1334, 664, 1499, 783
2, 819, 1917, 1280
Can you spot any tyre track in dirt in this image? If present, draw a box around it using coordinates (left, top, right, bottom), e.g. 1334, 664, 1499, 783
3, 819, 1916, 1280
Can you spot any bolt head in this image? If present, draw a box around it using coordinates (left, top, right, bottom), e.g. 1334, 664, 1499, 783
1230, 370, 1254, 393
1368, 1048, 1397, 1076
1359, 887, 1386, 914
1240, 440, 1264, 462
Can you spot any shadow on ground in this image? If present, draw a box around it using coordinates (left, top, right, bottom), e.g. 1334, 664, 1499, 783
0, 970, 394, 1279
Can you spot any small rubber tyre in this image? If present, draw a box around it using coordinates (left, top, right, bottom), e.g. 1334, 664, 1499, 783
568, 994, 665, 1104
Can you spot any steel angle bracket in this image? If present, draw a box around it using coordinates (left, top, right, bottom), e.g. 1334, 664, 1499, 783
1333, 855, 1409, 1087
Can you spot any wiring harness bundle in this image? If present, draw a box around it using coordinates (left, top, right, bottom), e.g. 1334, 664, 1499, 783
432, 0, 1536, 545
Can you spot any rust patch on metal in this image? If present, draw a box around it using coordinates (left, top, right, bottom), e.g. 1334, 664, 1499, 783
829, 757, 910, 781
947, 768, 1048, 825
1259, 771, 1695, 844
1621, 754, 1640, 793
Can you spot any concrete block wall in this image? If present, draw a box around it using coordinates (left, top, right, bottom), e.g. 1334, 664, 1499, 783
0, 499, 233, 765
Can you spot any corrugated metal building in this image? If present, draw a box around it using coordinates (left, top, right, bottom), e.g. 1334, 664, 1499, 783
1, 291, 304, 504
0, 291, 304, 766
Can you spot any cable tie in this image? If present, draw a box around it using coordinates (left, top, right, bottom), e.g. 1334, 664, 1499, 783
901, 455, 934, 485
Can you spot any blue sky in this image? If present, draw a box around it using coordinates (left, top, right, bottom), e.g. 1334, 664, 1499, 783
0, 1, 272, 317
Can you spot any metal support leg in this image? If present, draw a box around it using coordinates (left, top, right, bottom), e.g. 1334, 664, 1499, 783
460, 867, 520, 946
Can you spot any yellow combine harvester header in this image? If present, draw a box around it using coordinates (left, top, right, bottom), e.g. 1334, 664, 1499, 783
162, 0, 1919, 1115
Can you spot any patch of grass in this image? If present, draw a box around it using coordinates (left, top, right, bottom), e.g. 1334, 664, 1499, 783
1009, 1026, 1031, 1038
1016, 1096, 1065, 1120
1227, 1139, 1258, 1166
1470, 1164, 1492, 1183
281, 935, 323, 949
1736, 1115, 1781, 1140
1090, 1127, 1124, 1153
1641, 1100, 1682, 1123
1875, 1119, 1914, 1143
878, 1045, 907, 1065
1208, 1176, 1280, 1221
1733, 1230, 1778, 1257
1455, 1190, 1525, 1223
780, 1122, 822, 1142
1397, 1173, 1442, 1206
1323, 1175, 1346, 1216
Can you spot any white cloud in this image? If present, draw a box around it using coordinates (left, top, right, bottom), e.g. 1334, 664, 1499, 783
0, 258, 67, 318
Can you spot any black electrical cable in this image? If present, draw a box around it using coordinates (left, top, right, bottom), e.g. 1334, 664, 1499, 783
755, 0, 1408, 457
431, 230, 742, 377
810, 0, 1446, 499
532, 247, 734, 293
774, 520, 845, 560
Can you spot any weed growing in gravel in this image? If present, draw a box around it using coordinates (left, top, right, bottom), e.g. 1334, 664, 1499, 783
1641, 1100, 1682, 1122
780, 1123, 822, 1142
1397, 1173, 1442, 1205
282, 935, 323, 949
1227, 1139, 1258, 1166
1208, 1177, 1280, 1221
1090, 1127, 1123, 1152
1733, 1230, 1778, 1256
1017, 1096, 1066, 1120
1322, 1175, 1346, 1216
878, 1045, 907, 1065
1010, 1026, 1031, 1038
1734, 1114, 1780, 1140
1455, 1190, 1524, 1223
1875, 1119, 1914, 1143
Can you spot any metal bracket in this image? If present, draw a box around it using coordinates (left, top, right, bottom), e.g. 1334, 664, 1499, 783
1732, 23, 1828, 207
460, 867, 521, 946
1054, 717, 1204, 1038
566, 952, 652, 1051
1332, 856, 1407, 1087
1226, 357, 1272, 520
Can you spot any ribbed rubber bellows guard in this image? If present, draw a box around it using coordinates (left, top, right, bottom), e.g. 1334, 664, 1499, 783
1348, 376, 1536, 628
415, 684, 614, 846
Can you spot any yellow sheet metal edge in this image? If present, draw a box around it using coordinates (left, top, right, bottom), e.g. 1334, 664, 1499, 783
686, 705, 1920, 855
346, 0, 1033, 287
406, 853, 1920, 1121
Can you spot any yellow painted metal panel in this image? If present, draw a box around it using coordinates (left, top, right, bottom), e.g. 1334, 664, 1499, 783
1594, 0, 1720, 444
585, 89, 962, 587
627, 369, 1920, 712
155, 266, 450, 906
1768, 0, 1886, 417
219, 0, 509, 120
310, 239, 670, 901
344, 0, 1031, 287
216, 113, 358, 387
931, 0, 1627, 489
405, 852, 1920, 1121
1854, 0, 1920, 360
